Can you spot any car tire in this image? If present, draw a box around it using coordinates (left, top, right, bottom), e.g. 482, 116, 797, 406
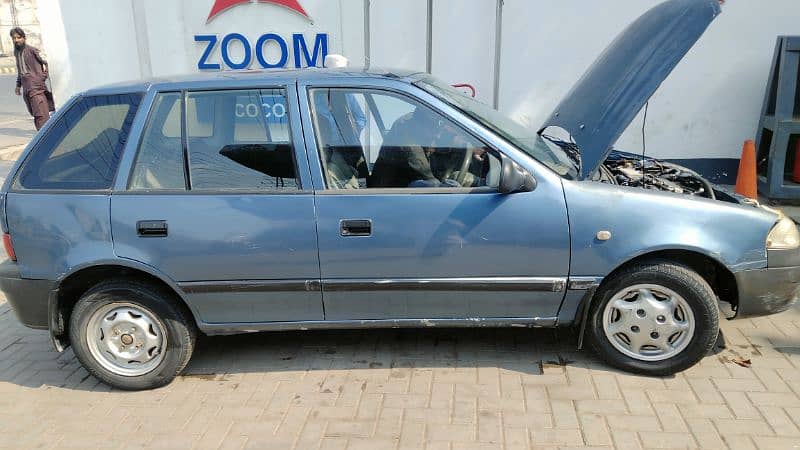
69, 280, 196, 390
587, 261, 719, 376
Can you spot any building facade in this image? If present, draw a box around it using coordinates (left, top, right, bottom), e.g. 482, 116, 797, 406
34, 0, 800, 182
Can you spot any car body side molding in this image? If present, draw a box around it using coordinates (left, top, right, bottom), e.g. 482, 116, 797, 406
322, 277, 566, 292
199, 316, 559, 335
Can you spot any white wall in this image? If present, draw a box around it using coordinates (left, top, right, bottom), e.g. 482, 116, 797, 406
40, 0, 354, 96
431, 0, 496, 106
369, 0, 427, 72
37, 0, 800, 164
500, 0, 800, 161
39, 0, 141, 102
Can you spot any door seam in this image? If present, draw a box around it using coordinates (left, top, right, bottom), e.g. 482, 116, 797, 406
295, 81, 327, 320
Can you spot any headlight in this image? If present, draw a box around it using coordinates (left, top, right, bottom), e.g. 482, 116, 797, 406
767, 216, 800, 250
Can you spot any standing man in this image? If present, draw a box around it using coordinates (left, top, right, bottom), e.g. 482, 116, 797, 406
11, 28, 54, 130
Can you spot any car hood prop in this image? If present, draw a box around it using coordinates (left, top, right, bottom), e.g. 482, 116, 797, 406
539, 0, 721, 180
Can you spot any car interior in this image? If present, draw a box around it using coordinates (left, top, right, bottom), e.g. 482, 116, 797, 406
311, 88, 500, 190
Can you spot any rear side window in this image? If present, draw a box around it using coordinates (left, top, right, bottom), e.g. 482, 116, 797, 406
128, 89, 299, 192
15, 94, 141, 190
185, 89, 298, 191
129, 93, 186, 191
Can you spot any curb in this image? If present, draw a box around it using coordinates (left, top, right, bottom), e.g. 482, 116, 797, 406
0, 67, 16, 74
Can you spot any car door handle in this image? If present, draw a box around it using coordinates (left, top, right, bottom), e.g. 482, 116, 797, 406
137, 220, 168, 237
340, 219, 372, 237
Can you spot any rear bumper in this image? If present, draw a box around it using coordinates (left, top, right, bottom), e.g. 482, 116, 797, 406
0, 261, 53, 329
733, 249, 800, 319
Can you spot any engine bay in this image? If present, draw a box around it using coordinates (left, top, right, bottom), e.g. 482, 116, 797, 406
597, 151, 718, 199
540, 135, 742, 204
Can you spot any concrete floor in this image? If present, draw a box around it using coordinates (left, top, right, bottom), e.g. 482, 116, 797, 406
1, 294, 799, 449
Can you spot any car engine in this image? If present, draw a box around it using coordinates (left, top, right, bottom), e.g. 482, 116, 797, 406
541, 135, 743, 204
596, 151, 718, 200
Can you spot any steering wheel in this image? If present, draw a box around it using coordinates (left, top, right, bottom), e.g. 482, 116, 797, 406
456, 147, 473, 186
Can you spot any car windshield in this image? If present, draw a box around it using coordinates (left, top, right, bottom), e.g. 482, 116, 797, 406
417, 76, 579, 180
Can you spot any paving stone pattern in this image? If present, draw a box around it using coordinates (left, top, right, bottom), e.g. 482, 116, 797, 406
0, 295, 799, 449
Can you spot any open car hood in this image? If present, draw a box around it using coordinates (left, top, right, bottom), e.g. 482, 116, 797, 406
539, 0, 721, 180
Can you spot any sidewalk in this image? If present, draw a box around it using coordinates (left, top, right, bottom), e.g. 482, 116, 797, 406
0, 72, 33, 153
0, 143, 23, 161
0, 142, 23, 186
0, 117, 32, 162
0, 94, 34, 184
0, 76, 34, 165
0, 55, 15, 75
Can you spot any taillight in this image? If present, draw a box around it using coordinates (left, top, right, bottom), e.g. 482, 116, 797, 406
3, 233, 16, 261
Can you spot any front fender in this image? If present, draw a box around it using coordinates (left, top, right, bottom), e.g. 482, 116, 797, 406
563, 181, 778, 277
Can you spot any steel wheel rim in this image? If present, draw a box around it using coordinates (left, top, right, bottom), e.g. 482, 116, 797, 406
602, 284, 696, 362
85, 302, 167, 377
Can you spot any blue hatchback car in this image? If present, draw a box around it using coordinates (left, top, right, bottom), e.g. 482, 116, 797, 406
1, 0, 798, 390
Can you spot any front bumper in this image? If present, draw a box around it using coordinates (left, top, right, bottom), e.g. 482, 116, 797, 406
733, 249, 800, 319
0, 260, 53, 329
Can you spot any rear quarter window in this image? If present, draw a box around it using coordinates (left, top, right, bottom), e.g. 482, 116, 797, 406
14, 93, 142, 190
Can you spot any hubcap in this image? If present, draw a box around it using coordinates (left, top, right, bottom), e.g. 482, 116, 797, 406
85, 303, 167, 377
602, 284, 695, 362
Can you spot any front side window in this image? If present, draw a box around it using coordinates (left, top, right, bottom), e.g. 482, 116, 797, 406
418, 77, 579, 180
186, 89, 297, 191
309, 88, 501, 190
15, 94, 141, 190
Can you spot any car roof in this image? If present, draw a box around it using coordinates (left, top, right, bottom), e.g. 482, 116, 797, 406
83, 67, 425, 96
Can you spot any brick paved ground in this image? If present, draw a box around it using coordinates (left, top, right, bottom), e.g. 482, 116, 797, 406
0, 295, 799, 450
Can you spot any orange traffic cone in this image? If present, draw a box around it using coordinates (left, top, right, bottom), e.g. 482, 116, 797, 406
735, 140, 758, 199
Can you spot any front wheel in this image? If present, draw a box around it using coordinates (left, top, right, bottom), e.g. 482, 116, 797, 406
69, 280, 196, 390
587, 261, 719, 376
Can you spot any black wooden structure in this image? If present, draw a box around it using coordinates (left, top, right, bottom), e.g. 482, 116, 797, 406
756, 36, 800, 200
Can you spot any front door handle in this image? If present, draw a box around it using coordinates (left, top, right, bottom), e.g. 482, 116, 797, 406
340, 219, 372, 237
137, 220, 168, 237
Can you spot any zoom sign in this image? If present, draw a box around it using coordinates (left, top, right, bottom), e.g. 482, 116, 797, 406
196, 33, 328, 70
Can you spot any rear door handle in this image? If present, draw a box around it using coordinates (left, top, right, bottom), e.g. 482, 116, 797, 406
340, 219, 372, 237
137, 220, 168, 237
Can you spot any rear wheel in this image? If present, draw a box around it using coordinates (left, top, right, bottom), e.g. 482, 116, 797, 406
69, 280, 196, 390
587, 261, 719, 376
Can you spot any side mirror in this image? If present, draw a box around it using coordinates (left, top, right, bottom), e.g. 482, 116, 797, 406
499, 157, 537, 194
